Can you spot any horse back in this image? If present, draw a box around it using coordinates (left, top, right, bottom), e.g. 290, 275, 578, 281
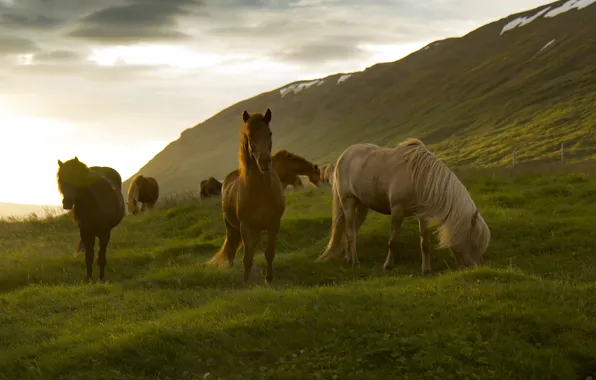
90, 166, 122, 192
336, 143, 413, 215
75, 172, 125, 230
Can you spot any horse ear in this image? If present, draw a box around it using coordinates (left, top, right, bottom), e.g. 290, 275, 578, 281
314, 164, 319, 170
264, 108, 272, 123
74, 156, 79, 162
58, 160, 63, 167
471, 210, 479, 227
242, 110, 250, 122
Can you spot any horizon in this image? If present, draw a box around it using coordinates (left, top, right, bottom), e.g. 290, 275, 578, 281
0, 0, 549, 207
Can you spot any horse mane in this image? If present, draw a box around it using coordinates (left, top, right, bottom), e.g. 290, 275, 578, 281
56, 159, 93, 196
127, 175, 142, 213
398, 138, 490, 252
239, 114, 265, 180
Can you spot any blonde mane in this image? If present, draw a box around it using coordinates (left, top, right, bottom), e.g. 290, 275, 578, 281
126, 176, 141, 214
398, 138, 490, 253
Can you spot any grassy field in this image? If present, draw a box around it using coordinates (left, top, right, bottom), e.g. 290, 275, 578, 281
1, 165, 596, 379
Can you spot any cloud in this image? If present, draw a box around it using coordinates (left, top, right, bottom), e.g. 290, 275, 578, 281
65, 0, 204, 43
0, 35, 39, 55
33, 50, 81, 62
277, 41, 365, 63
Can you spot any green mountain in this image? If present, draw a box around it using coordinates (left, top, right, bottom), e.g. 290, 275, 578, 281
123, 0, 596, 196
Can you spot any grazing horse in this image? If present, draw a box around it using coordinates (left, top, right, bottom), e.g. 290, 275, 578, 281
317, 139, 490, 275
57, 157, 125, 281
271, 149, 320, 189
206, 109, 285, 283
200, 177, 223, 199
126, 175, 159, 215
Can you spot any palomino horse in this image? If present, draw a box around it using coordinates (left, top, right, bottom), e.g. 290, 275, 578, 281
271, 149, 320, 189
57, 157, 125, 281
319, 163, 335, 186
126, 175, 159, 215
200, 177, 223, 199
206, 109, 285, 283
317, 139, 490, 275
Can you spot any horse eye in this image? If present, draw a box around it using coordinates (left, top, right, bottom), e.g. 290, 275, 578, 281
269, 132, 272, 136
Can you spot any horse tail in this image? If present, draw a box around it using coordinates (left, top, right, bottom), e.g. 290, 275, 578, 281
126, 177, 140, 215
317, 175, 346, 261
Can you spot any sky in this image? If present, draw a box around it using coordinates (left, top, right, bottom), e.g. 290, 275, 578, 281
0, 0, 549, 206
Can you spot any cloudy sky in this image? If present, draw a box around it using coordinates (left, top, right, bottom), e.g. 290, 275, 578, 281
0, 0, 548, 205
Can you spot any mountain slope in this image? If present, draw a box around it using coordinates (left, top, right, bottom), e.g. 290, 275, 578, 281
123, 0, 596, 196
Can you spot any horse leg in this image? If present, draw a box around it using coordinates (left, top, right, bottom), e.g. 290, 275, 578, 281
345, 204, 368, 262
383, 205, 405, 271
264, 221, 280, 284
419, 219, 432, 276
224, 218, 242, 266
80, 230, 95, 281
240, 223, 261, 283
342, 197, 360, 267
97, 231, 110, 282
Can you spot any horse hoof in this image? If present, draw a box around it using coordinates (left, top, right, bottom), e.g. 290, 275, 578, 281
383, 263, 394, 271
422, 269, 433, 277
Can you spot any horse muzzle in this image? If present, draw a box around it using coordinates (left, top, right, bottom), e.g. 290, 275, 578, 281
62, 199, 74, 210
254, 154, 271, 172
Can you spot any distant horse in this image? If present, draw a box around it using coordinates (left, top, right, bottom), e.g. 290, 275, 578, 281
316, 139, 490, 275
57, 157, 125, 281
126, 175, 159, 215
200, 177, 223, 199
206, 109, 285, 283
271, 149, 320, 189
319, 163, 335, 186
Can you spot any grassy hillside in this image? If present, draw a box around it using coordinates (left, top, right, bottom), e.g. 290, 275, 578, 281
2, 164, 596, 379
123, 0, 596, 197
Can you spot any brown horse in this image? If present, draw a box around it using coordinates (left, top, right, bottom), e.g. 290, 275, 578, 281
126, 175, 159, 215
57, 157, 125, 281
200, 177, 223, 199
317, 139, 490, 276
206, 109, 285, 283
271, 149, 320, 189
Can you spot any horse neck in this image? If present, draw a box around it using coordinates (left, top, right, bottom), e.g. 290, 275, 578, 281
280, 157, 312, 177
239, 134, 269, 185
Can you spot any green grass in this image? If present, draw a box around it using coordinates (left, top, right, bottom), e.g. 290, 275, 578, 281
2, 166, 596, 379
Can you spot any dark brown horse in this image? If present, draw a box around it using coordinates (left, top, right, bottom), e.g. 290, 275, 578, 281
57, 157, 125, 281
206, 109, 285, 283
126, 175, 159, 215
200, 177, 223, 199
272, 149, 320, 189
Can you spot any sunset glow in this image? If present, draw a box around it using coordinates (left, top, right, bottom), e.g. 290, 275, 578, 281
0, 107, 169, 205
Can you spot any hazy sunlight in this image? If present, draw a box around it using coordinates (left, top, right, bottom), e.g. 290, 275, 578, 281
0, 108, 169, 205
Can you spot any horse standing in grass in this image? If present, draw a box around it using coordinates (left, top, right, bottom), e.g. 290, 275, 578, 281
57, 157, 125, 281
271, 149, 320, 189
199, 177, 223, 199
206, 109, 285, 283
126, 175, 159, 215
317, 139, 490, 275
